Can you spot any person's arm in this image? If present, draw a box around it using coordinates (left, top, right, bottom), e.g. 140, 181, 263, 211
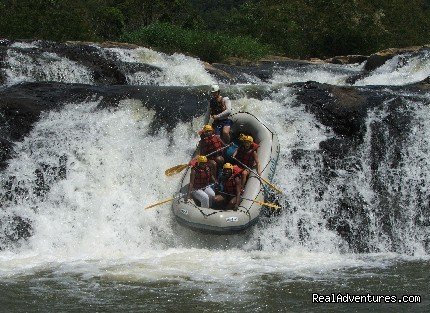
205, 103, 211, 123
234, 176, 241, 210
211, 172, 217, 184
186, 168, 195, 201
196, 141, 201, 155
213, 97, 231, 119
253, 151, 261, 176
232, 148, 238, 159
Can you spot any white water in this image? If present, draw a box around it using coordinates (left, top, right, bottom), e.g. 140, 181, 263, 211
355, 50, 430, 86
104, 46, 215, 86
270, 63, 362, 86
3, 49, 93, 86
0, 43, 429, 298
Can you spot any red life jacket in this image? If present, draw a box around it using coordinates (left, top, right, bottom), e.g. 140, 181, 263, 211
235, 143, 259, 168
223, 166, 243, 195
193, 165, 211, 190
224, 175, 238, 195
232, 165, 243, 176
200, 134, 224, 156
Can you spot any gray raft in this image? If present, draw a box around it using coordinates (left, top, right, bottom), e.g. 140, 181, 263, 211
172, 112, 280, 233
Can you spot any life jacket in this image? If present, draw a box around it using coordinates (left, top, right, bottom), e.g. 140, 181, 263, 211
200, 134, 224, 156
221, 165, 243, 195
232, 164, 243, 176
235, 143, 259, 168
224, 175, 239, 195
193, 164, 211, 190
209, 97, 225, 115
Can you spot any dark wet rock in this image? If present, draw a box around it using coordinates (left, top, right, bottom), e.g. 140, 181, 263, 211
0, 39, 11, 46
325, 55, 368, 65
0, 137, 13, 171
294, 81, 372, 137
0, 82, 209, 149
291, 81, 421, 140
0, 83, 178, 169
345, 73, 367, 85
209, 58, 356, 84
210, 62, 275, 84
203, 62, 236, 84
364, 45, 430, 71
0, 46, 7, 85
117, 62, 162, 81
343, 46, 430, 84
364, 52, 395, 72
319, 137, 355, 159
0, 215, 32, 250
1, 40, 163, 86
0, 81, 270, 169
38, 41, 129, 85
326, 198, 371, 253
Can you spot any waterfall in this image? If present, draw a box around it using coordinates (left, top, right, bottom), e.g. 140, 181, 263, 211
0, 41, 429, 283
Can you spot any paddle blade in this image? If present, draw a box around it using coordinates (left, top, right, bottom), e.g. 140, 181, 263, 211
165, 164, 188, 176
145, 197, 175, 210
252, 199, 281, 210
261, 177, 284, 194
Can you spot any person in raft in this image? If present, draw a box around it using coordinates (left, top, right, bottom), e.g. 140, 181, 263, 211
213, 163, 243, 211
208, 84, 233, 144
232, 135, 261, 187
197, 124, 225, 174
186, 155, 216, 208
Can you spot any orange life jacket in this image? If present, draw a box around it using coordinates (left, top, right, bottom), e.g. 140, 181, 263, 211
200, 134, 224, 157
235, 143, 259, 168
222, 166, 243, 195
193, 165, 211, 190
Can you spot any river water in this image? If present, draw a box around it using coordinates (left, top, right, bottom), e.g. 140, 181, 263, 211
0, 41, 429, 312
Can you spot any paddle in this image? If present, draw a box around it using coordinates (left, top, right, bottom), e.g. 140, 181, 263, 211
165, 143, 233, 177
144, 197, 177, 210
165, 164, 188, 176
145, 189, 281, 210
144, 183, 216, 210
248, 198, 281, 210
217, 190, 281, 210
232, 157, 284, 194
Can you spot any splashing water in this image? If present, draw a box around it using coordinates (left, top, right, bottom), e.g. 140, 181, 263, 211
106, 47, 215, 86
355, 51, 430, 86
0, 41, 429, 310
3, 50, 93, 86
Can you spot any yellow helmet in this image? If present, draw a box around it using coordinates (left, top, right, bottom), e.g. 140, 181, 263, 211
223, 163, 234, 171
197, 155, 207, 163
239, 133, 246, 141
203, 124, 213, 132
243, 135, 253, 143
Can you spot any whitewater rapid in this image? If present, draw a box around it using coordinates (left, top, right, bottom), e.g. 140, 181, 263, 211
0, 42, 429, 299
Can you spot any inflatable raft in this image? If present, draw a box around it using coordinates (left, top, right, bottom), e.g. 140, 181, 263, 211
172, 112, 280, 233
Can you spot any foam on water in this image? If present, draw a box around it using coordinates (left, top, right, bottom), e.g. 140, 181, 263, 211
358, 95, 430, 255
354, 51, 430, 86
106, 47, 215, 86
10, 41, 39, 49
0, 93, 388, 288
1, 43, 430, 299
270, 63, 362, 86
1, 101, 185, 256
3, 50, 93, 85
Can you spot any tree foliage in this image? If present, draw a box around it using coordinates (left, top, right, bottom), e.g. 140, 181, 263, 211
0, 0, 429, 61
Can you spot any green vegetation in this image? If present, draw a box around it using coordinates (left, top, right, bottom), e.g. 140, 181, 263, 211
121, 22, 274, 62
1, 0, 429, 62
